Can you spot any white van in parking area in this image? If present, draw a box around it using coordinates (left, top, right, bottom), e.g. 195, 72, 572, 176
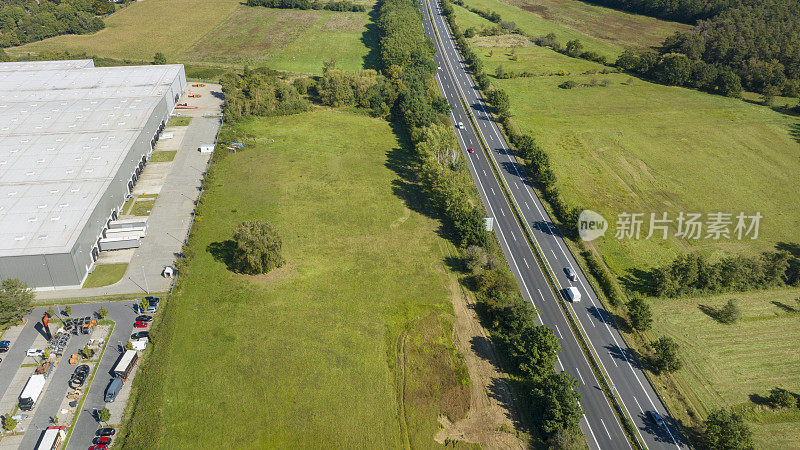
565, 287, 581, 302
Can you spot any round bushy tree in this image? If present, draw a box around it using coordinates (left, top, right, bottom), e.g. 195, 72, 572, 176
233, 220, 285, 275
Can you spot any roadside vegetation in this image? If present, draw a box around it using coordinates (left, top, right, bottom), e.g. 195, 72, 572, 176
82, 264, 128, 289
443, 0, 800, 446
0, 278, 33, 333
0, 0, 109, 48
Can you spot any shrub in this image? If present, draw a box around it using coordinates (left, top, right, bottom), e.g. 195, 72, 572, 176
2, 414, 17, 431
627, 295, 652, 331
232, 220, 285, 275
768, 388, 796, 409
704, 408, 754, 450
717, 299, 742, 324
558, 80, 578, 89
650, 336, 681, 373
464, 245, 488, 272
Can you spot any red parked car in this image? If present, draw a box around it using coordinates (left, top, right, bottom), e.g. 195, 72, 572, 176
133, 321, 149, 328
93, 436, 111, 445
89, 445, 107, 450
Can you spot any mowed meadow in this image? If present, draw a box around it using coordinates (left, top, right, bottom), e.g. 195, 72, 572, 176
9, 0, 376, 73
647, 288, 800, 448
118, 110, 470, 448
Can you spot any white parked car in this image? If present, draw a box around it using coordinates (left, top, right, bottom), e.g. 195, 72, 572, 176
26, 348, 44, 358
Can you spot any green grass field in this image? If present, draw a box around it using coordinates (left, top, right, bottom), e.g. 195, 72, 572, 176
473, 37, 800, 275
9, 2, 376, 74
149, 151, 177, 163
646, 288, 800, 447
119, 109, 469, 448
167, 117, 191, 126
82, 264, 128, 288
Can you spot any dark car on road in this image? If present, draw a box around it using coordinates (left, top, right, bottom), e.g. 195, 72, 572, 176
0, 340, 9, 352
648, 410, 665, 427
131, 331, 149, 341
135, 315, 153, 323
96, 428, 116, 437
69, 364, 90, 388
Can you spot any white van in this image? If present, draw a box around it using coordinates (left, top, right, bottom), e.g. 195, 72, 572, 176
565, 287, 581, 302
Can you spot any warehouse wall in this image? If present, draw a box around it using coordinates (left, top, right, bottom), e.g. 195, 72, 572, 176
0, 67, 186, 290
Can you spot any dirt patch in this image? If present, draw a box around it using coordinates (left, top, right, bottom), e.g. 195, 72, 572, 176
471, 34, 531, 48
240, 264, 297, 286
321, 12, 368, 32
519, 2, 552, 20
434, 245, 527, 449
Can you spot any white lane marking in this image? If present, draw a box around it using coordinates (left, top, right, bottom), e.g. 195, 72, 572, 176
510, 232, 516, 242
554, 324, 563, 339
523, 258, 529, 268
483, 170, 487, 176
601, 419, 613, 440
490, 188, 495, 196
524, 201, 530, 210
575, 368, 586, 385
583, 415, 602, 450
500, 209, 505, 216
609, 352, 618, 367
634, 396, 644, 414
556, 356, 564, 371
551, 249, 558, 260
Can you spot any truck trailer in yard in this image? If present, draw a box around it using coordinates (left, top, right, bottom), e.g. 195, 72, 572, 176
19, 374, 46, 410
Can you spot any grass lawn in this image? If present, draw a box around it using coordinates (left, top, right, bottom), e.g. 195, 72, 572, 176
7, 0, 242, 62
149, 151, 177, 163
130, 199, 156, 216
179, 6, 377, 73
473, 37, 800, 275
167, 117, 192, 126
9, 2, 376, 74
644, 288, 800, 447
83, 264, 128, 288
118, 109, 470, 448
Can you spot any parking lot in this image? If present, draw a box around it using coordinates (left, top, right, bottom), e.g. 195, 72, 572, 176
36, 82, 224, 301
0, 301, 140, 449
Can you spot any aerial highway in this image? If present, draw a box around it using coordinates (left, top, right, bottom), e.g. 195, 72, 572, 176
418, 0, 687, 448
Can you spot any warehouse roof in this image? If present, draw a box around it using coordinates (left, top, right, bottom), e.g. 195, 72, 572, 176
0, 61, 184, 257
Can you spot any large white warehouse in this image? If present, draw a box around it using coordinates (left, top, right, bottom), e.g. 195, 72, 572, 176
0, 60, 186, 289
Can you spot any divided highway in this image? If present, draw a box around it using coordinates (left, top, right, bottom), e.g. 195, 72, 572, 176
418, 0, 687, 448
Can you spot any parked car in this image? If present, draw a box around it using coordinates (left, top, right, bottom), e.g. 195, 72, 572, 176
144, 304, 157, 313
647, 410, 665, 427
564, 266, 577, 281
133, 321, 149, 328
69, 364, 90, 388
26, 348, 44, 358
131, 331, 149, 341
0, 340, 10, 352
135, 315, 153, 323
88, 445, 107, 450
96, 428, 116, 437
146, 296, 160, 307
92, 436, 112, 445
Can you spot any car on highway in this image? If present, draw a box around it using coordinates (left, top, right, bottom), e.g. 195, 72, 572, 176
26, 348, 44, 357
564, 287, 581, 303
135, 315, 153, 323
96, 428, 116, 437
468, 147, 475, 153
131, 331, 149, 341
648, 410, 665, 427
564, 266, 577, 281
457, 121, 464, 129
0, 340, 10, 352
69, 364, 90, 388
133, 321, 149, 328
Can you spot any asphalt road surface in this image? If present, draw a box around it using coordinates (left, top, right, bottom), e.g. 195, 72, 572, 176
419, 0, 687, 448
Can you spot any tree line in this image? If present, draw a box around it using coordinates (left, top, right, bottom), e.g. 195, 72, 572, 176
0, 0, 109, 48
245, 0, 366, 12
610, 0, 800, 99
651, 251, 799, 298
220, 66, 310, 121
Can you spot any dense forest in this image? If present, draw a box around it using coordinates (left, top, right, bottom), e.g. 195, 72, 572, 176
611, 0, 800, 97
0, 0, 110, 48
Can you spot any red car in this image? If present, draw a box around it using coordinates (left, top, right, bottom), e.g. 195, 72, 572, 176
89, 445, 107, 450
468, 147, 475, 153
133, 321, 149, 328
93, 436, 111, 445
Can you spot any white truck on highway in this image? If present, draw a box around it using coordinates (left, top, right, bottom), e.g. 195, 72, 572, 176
19, 374, 46, 410
565, 286, 581, 303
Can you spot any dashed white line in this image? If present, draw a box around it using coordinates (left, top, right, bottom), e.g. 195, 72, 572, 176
551, 249, 558, 260
575, 368, 586, 385
634, 396, 644, 414
583, 415, 602, 450
609, 352, 618, 367
524, 201, 530, 210
500, 209, 505, 216
554, 324, 563, 339
523, 258, 529, 268
490, 187, 495, 196
482, 169, 487, 176
601, 419, 613, 440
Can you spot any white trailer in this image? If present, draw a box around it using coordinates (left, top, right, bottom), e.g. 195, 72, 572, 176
565, 286, 581, 302
198, 144, 214, 153
35, 426, 66, 450
99, 235, 140, 251
104, 226, 147, 238
19, 374, 46, 410
108, 217, 148, 230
